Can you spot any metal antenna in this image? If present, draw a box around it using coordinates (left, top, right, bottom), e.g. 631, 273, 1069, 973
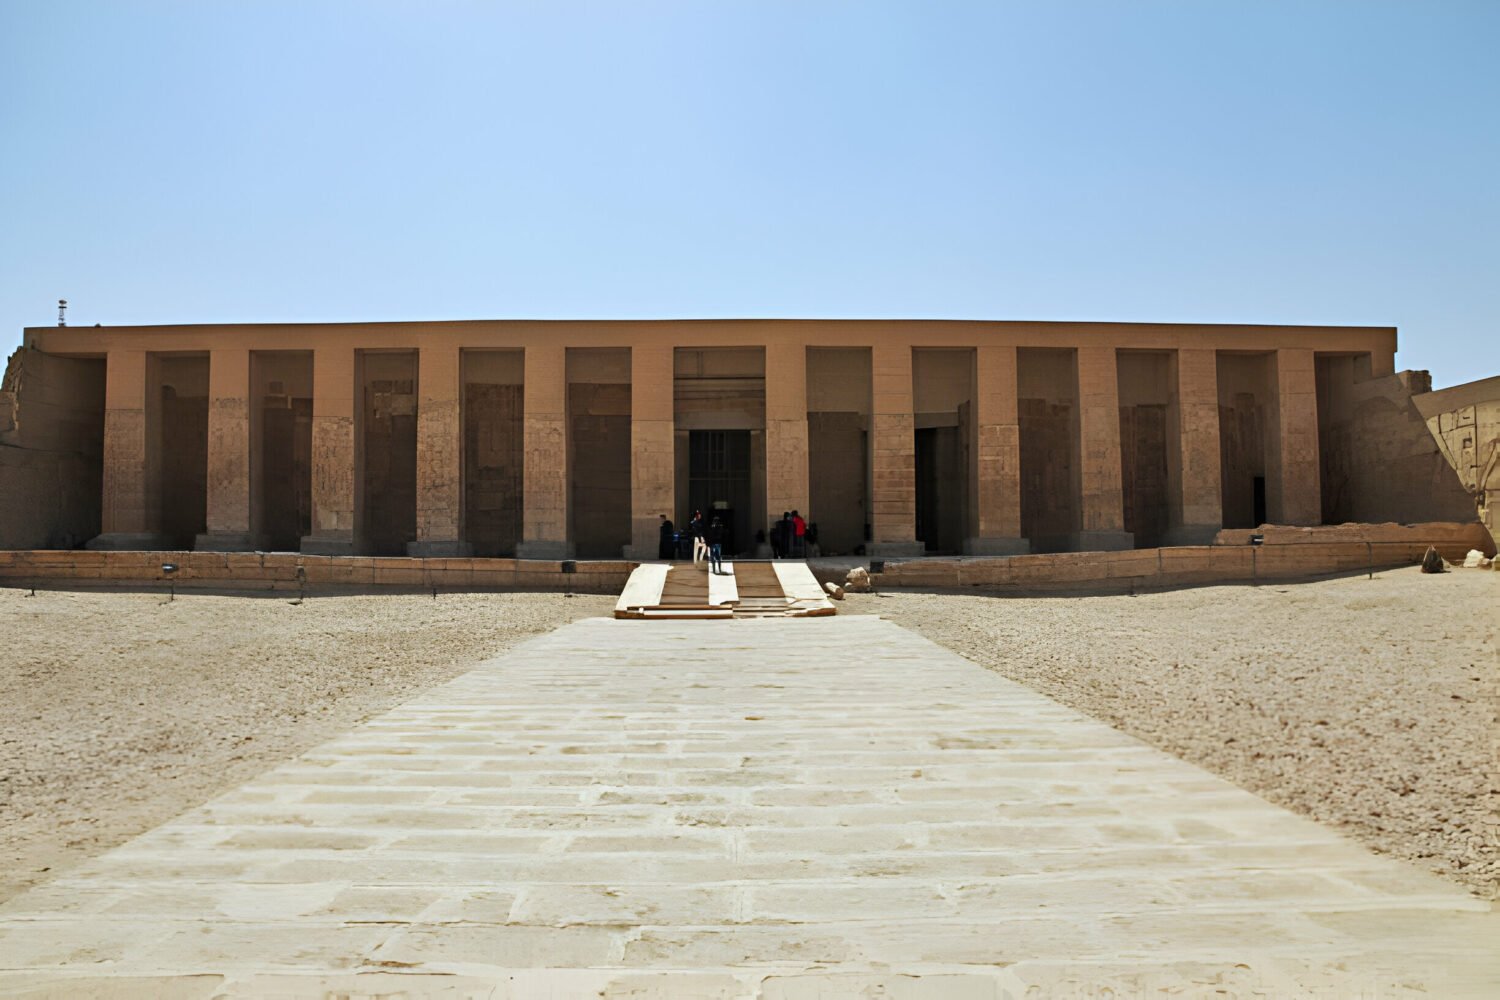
57, 299, 67, 327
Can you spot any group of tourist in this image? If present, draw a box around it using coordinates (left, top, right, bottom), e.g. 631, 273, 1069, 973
655, 509, 816, 567
656, 511, 726, 573
769, 510, 808, 558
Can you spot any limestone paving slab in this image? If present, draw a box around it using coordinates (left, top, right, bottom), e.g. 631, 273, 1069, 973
0, 616, 1495, 999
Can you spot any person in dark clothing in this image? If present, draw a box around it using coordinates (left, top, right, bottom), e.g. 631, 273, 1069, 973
657, 514, 675, 560
776, 511, 792, 559
769, 515, 783, 558
689, 510, 706, 566
707, 517, 725, 574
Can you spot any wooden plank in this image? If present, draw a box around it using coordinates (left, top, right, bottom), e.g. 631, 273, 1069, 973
614, 563, 668, 614
708, 561, 739, 606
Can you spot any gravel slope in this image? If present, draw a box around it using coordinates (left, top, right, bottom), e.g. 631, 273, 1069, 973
851, 566, 1498, 897
0, 588, 614, 902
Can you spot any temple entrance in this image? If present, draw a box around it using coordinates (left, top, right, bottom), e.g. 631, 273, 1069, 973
915, 426, 963, 554
674, 347, 767, 557
687, 429, 752, 556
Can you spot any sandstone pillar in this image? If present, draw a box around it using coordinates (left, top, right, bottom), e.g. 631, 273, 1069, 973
195, 348, 254, 551
518, 343, 572, 559
301, 346, 357, 555
966, 345, 1028, 555
1074, 346, 1133, 551
765, 342, 810, 533
409, 344, 470, 556
1164, 348, 1223, 545
869, 343, 922, 556
1270, 347, 1322, 525
625, 344, 674, 560
89, 349, 165, 549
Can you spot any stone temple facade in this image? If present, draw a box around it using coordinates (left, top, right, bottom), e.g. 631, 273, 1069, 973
0, 319, 1479, 558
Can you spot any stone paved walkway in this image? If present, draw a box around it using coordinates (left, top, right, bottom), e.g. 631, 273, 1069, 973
1, 616, 1495, 998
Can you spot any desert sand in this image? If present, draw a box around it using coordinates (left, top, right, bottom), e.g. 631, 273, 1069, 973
851, 565, 1498, 897
0, 587, 614, 901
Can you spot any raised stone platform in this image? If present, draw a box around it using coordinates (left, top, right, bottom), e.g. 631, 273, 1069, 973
0, 617, 1492, 997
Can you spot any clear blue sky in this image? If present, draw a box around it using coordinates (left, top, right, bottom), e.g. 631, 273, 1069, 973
2, 1, 1495, 388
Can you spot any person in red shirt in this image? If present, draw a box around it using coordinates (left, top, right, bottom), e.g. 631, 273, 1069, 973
791, 510, 807, 558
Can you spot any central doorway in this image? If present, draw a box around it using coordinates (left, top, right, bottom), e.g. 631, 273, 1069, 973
688, 429, 752, 556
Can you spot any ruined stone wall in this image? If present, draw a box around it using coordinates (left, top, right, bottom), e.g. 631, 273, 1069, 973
1414, 374, 1500, 548
0, 347, 106, 549
1315, 361, 1476, 527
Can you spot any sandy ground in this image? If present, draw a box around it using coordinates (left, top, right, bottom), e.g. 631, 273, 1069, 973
0, 587, 614, 902
848, 566, 1499, 897
2, 568, 1494, 906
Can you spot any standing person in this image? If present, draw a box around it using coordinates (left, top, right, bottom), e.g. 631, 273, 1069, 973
791, 509, 807, 558
657, 514, 675, 561
776, 511, 792, 560
769, 516, 783, 558
707, 517, 725, 574
690, 509, 707, 566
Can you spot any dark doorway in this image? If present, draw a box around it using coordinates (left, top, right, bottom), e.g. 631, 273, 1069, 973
361, 361, 418, 556
569, 382, 631, 558
159, 383, 208, 549
808, 412, 867, 555
688, 430, 752, 555
1253, 476, 1267, 527
260, 398, 312, 550
915, 426, 962, 554
1120, 404, 1169, 548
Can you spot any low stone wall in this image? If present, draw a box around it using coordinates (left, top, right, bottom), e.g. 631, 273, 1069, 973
0, 550, 632, 594
1, 522, 1490, 595
864, 523, 1493, 593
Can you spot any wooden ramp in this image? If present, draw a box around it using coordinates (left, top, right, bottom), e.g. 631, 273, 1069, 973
615, 561, 836, 620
